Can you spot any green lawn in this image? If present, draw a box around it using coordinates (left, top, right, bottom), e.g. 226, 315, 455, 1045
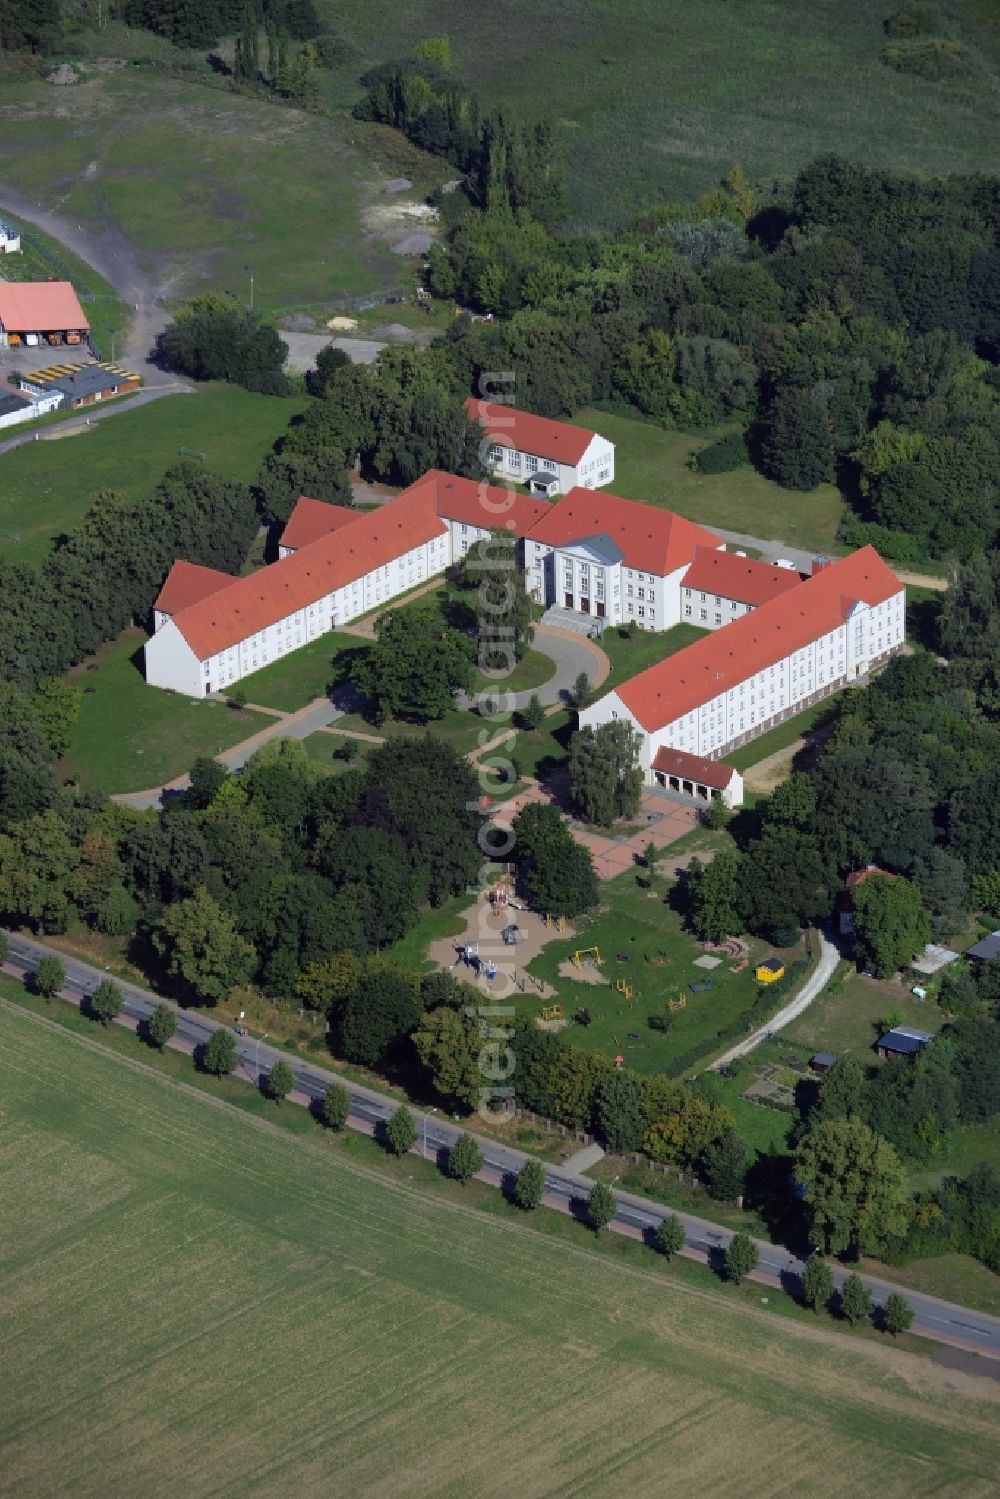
0, 70, 442, 311
0, 385, 306, 568
519, 872, 799, 1075
323, 1, 1000, 226
235, 631, 368, 713
299, 730, 377, 773
726, 700, 837, 773
599, 621, 708, 697
60, 630, 270, 794
782, 969, 943, 1062
575, 409, 844, 552
470, 647, 555, 696
6, 999, 996, 1494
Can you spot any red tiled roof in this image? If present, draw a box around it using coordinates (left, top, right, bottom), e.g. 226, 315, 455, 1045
527, 487, 721, 573
682, 546, 804, 605
280, 496, 362, 552
171, 486, 447, 661
616, 547, 902, 731
154, 560, 236, 617
845, 865, 896, 890
0, 280, 89, 333
466, 398, 596, 466
414, 468, 552, 536
651, 746, 739, 790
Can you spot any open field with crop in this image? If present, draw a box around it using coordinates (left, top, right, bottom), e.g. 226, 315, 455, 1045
60, 630, 270, 793
0, 70, 440, 311
3, 999, 999, 1498
322, 0, 1000, 224
0, 385, 304, 567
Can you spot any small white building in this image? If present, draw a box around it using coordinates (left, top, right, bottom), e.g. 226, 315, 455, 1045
580, 547, 905, 779
467, 398, 615, 495
0, 380, 62, 430
0, 221, 21, 255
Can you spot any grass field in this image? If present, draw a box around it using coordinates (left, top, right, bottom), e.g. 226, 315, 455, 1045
518, 872, 800, 1075
60, 630, 270, 793
600, 621, 707, 696
0, 386, 305, 567
0, 70, 442, 312
576, 409, 845, 552
235, 631, 366, 713
322, 1, 1000, 225
4, 999, 999, 1497
782, 970, 943, 1061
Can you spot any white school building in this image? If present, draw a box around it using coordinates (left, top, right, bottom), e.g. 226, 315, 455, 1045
467, 398, 615, 496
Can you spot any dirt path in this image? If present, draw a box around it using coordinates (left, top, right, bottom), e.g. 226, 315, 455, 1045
743, 738, 807, 794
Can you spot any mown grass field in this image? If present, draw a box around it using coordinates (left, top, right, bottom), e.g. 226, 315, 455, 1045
323, 0, 1000, 224
782, 970, 944, 1061
0, 385, 305, 567
4, 998, 999, 1498
0, 70, 437, 311
576, 409, 845, 552
61, 630, 270, 793
518, 873, 798, 1075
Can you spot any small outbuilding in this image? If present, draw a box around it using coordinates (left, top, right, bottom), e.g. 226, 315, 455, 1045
876, 1026, 934, 1060
810, 1052, 838, 1074
965, 931, 1000, 969
0, 280, 88, 347
0, 220, 21, 255
651, 745, 744, 808
756, 958, 785, 984
19, 360, 140, 408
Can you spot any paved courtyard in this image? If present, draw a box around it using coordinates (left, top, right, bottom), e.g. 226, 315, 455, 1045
492, 783, 700, 879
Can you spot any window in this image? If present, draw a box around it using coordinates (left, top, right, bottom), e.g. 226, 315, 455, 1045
684, 587, 691, 598
526, 456, 538, 473
684, 605, 692, 617
637, 587, 645, 599
627, 585, 633, 596
544, 459, 557, 472
699, 609, 707, 621
638, 606, 645, 617
714, 613, 722, 625
489, 445, 503, 463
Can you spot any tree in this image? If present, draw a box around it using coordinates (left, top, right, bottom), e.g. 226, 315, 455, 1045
322, 1082, 350, 1130
186, 756, 228, 811
840, 1273, 873, 1327
161, 296, 289, 394
268, 1057, 295, 1103
795, 1117, 909, 1257
759, 383, 835, 490
570, 672, 590, 709
514, 1157, 545, 1210
352, 605, 474, 723
89, 979, 123, 1027
521, 694, 545, 731
34, 954, 64, 997
28, 678, 81, 758
882, 1291, 914, 1337
851, 874, 930, 978
656, 1214, 686, 1258
447, 1131, 484, 1184
153, 888, 255, 1006
203, 1028, 237, 1075
702, 1127, 747, 1202
148, 1003, 177, 1050
687, 849, 744, 942
0, 931, 8, 965
568, 721, 644, 827
386, 1104, 417, 1156
339, 966, 421, 1067
725, 1231, 759, 1285
802, 1255, 835, 1312
511, 803, 598, 917
309, 343, 351, 397
463, 529, 535, 667
412, 1005, 481, 1110
595, 1068, 644, 1153
587, 1180, 616, 1233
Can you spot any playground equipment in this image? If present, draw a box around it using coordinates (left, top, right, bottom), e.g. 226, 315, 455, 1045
756, 958, 785, 984
667, 994, 687, 1013
691, 978, 714, 995
541, 1003, 565, 1021
502, 923, 522, 945
615, 978, 633, 999
488, 879, 510, 909
571, 946, 602, 969
545, 914, 567, 932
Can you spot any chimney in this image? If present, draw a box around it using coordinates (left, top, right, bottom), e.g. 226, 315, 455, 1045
812, 556, 832, 576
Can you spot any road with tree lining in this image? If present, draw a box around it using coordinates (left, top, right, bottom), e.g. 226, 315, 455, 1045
3, 927, 999, 1361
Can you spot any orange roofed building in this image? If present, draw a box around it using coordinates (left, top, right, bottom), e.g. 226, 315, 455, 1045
580, 548, 905, 806
467, 398, 615, 495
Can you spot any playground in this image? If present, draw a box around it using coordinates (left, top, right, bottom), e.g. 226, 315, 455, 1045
424, 877, 575, 999
516, 873, 803, 1076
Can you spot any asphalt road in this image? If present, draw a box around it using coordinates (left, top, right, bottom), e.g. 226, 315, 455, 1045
4, 927, 999, 1362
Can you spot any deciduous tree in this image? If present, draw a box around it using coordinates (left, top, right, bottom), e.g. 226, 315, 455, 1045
386, 1104, 417, 1156
268, 1058, 295, 1104
656, 1214, 686, 1258
203, 1028, 237, 1075
34, 954, 64, 997
725, 1230, 759, 1285
795, 1117, 909, 1257
840, 1272, 873, 1327
514, 1157, 545, 1210
322, 1083, 350, 1130
802, 1255, 835, 1312
148, 1003, 177, 1051
851, 874, 931, 978
89, 979, 123, 1027
447, 1132, 484, 1184
153, 888, 255, 1006
587, 1180, 616, 1233
882, 1291, 914, 1337
568, 721, 643, 827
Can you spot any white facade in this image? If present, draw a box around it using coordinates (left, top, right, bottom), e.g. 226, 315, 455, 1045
525, 540, 720, 630
146, 529, 450, 695
0, 224, 20, 255
581, 589, 906, 778
485, 431, 614, 495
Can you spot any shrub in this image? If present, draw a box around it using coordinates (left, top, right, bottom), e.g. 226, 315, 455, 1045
884, 5, 944, 39
695, 432, 749, 473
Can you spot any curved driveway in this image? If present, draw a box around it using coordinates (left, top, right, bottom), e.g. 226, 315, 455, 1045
3, 927, 1000, 1362
458, 622, 609, 712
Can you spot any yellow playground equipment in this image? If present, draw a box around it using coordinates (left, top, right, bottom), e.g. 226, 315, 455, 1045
755, 958, 785, 984
615, 978, 634, 1001
571, 946, 602, 969
545, 914, 567, 932
541, 1003, 565, 1021
667, 993, 687, 1013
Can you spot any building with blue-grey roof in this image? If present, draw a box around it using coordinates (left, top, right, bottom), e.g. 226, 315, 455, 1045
876, 1026, 934, 1060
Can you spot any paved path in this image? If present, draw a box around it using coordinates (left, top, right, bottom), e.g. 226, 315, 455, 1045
713, 526, 948, 592
456, 623, 609, 712
710, 929, 841, 1070
0, 383, 191, 457
562, 1143, 606, 1174
4, 928, 999, 1361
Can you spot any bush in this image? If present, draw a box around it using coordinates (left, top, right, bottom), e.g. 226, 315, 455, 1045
884, 5, 944, 39
695, 432, 749, 473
